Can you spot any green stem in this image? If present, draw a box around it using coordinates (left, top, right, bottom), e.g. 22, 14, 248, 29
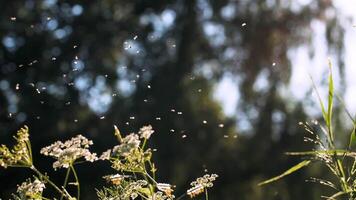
205, 188, 209, 200
137, 191, 149, 200
60, 168, 71, 200
144, 171, 158, 185
70, 165, 80, 200
148, 161, 156, 180
141, 159, 155, 196
142, 139, 147, 149
26, 140, 33, 164
176, 193, 187, 200
328, 122, 335, 149
141, 171, 153, 196
30, 166, 72, 199
351, 158, 356, 174
9, 164, 32, 168
331, 155, 349, 192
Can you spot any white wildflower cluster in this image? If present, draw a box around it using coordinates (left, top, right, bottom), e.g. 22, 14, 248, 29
155, 183, 175, 199
190, 174, 218, 188
121, 180, 148, 199
157, 183, 174, 195
99, 149, 112, 161
139, 125, 154, 139
98, 125, 175, 200
98, 125, 219, 200
112, 146, 152, 172
97, 180, 148, 200
16, 178, 45, 199
187, 174, 218, 198
112, 133, 141, 157
150, 191, 175, 200
103, 174, 128, 185
99, 126, 154, 172
40, 135, 98, 169
0, 126, 32, 168
2, 125, 220, 200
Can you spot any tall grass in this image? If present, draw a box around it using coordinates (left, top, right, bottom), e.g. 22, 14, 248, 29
259, 61, 356, 200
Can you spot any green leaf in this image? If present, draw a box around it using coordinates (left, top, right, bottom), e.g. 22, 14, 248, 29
310, 60, 335, 145
327, 59, 334, 127
335, 93, 355, 124
309, 75, 327, 126
258, 160, 311, 186
138, 187, 151, 196
335, 92, 356, 150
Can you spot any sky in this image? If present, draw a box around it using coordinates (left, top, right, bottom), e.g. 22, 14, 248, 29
336, 1, 356, 114
214, 1, 356, 117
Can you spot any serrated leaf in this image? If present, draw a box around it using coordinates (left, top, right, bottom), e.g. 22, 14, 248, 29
258, 160, 311, 186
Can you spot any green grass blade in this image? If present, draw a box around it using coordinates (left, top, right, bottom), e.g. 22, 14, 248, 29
326, 59, 334, 144
335, 93, 355, 124
327, 59, 334, 128
309, 74, 327, 125
258, 160, 311, 186
310, 60, 335, 146
335, 94, 356, 126
335, 92, 356, 150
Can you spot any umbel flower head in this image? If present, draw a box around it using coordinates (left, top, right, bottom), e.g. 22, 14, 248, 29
15, 178, 46, 200
139, 125, 154, 139
103, 126, 154, 172
157, 183, 174, 197
0, 126, 32, 168
187, 174, 218, 198
112, 133, 141, 157
40, 134, 98, 169
103, 174, 130, 185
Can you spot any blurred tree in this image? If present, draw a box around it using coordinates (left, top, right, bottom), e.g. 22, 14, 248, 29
0, 0, 346, 199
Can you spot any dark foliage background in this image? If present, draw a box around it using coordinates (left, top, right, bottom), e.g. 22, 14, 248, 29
0, 0, 351, 199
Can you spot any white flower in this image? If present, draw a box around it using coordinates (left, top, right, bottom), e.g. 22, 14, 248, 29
40, 135, 97, 169
112, 133, 140, 157
123, 133, 141, 147
103, 174, 126, 185
157, 183, 174, 196
139, 125, 154, 139
187, 174, 218, 198
17, 179, 45, 198
99, 149, 112, 160
190, 174, 218, 188
85, 152, 98, 162
187, 184, 204, 198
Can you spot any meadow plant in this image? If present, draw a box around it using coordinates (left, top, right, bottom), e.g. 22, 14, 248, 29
0, 124, 217, 200
12, 178, 46, 200
259, 61, 356, 200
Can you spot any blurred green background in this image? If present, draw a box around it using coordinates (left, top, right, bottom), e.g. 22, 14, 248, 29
1, 0, 356, 199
